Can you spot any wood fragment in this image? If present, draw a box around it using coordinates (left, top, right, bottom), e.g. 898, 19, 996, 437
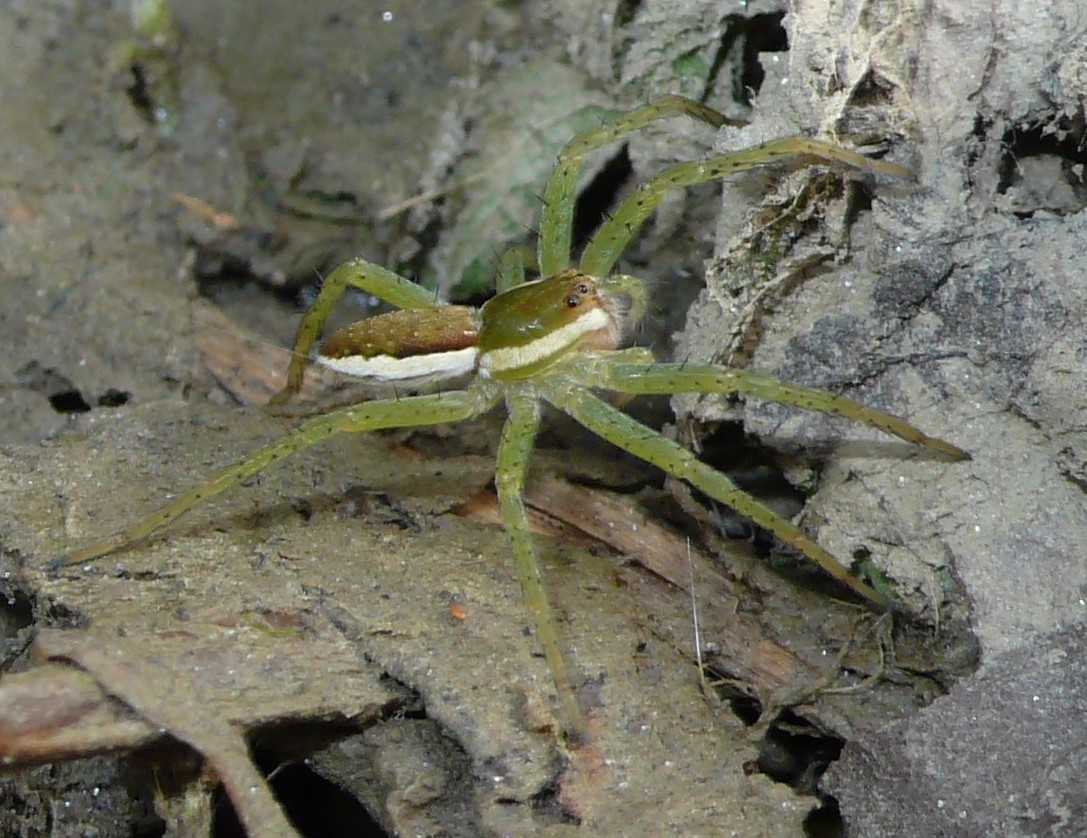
192, 299, 339, 405
171, 192, 240, 230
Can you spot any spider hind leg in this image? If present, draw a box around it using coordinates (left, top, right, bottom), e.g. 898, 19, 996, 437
59, 388, 494, 568
496, 388, 585, 738
272, 258, 441, 403
545, 382, 891, 608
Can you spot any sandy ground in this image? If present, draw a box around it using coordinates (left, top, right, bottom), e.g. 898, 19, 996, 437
1, 1, 1085, 836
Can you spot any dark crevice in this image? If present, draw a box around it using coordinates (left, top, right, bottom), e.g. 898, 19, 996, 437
614, 0, 643, 29
15, 361, 92, 414
720, 684, 762, 726
0, 581, 35, 669
688, 420, 875, 835
40, 594, 90, 630
528, 781, 581, 826
97, 387, 132, 407
758, 709, 845, 793
997, 117, 1087, 190
965, 112, 993, 179
48, 389, 92, 414
847, 69, 896, 108
804, 797, 844, 836
707, 676, 847, 835
840, 180, 874, 238
211, 762, 388, 838
996, 116, 1087, 216
118, 63, 157, 123
692, 422, 806, 553
212, 727, 389, 838
193, 263, 300, 307
709, 12, 788, 106
0, 588, 33, 635
709, 677, 848, 836
570, 145, 634, 256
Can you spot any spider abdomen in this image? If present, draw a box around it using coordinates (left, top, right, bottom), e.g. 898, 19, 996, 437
318, 305, 480, 382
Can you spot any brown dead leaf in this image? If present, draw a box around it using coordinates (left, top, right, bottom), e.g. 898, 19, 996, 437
191, 299, 340, 405
1, 615, 402, 838
36, 629, 298, 838
0, 663, 157, 764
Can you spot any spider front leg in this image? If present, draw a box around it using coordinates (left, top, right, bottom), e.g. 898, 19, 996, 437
580, 136, 910, 276
59, 387, 496, 567
575, 353, 970, 461
271, 258, 440, 403
496, 388, 583, 738
538, 95, 742, 278
494, 245, 535, 294
543, 381, 891, 608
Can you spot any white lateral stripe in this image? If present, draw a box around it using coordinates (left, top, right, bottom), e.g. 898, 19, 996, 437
480, 307, 611, 373
318, 346, 479, 382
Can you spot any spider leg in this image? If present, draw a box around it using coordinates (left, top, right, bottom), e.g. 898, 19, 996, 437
581, 137, 911, 276
538, 95, 741, 278
495, 245, 532, 294
544, 382, 890, 608
573, 357, 969, 461
59, 386, 496, 568
496, 388, 583, 737
271, 258, 440, 403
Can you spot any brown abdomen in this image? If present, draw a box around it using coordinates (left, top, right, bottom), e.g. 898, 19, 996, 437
320, 305, 479, 361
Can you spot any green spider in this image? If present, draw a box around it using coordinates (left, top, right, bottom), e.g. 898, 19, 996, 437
60, 95, 968, 737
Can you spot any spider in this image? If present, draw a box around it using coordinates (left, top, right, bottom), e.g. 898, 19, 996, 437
59, 95, 968, 737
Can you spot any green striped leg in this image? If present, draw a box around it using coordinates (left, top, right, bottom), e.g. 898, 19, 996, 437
573, 355, 969, 461
272, 258, 440, 403
580, 138, 911, 276
537, 95, 740, 278
60, 387, 495, 567
496, 388, 583, 738
545, 382, 890, 608
494, 245, 534, 294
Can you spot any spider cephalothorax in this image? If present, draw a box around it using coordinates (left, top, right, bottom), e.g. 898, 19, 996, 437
60, 96, 967, 737
477, 270, 628, 378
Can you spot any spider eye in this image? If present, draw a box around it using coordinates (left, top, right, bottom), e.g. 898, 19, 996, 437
565, 282, 591, 308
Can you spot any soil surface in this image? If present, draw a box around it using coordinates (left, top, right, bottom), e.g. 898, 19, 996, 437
1, 1, 1085, 836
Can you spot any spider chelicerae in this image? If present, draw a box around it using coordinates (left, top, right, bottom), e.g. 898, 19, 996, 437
60, 95, 968, 736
